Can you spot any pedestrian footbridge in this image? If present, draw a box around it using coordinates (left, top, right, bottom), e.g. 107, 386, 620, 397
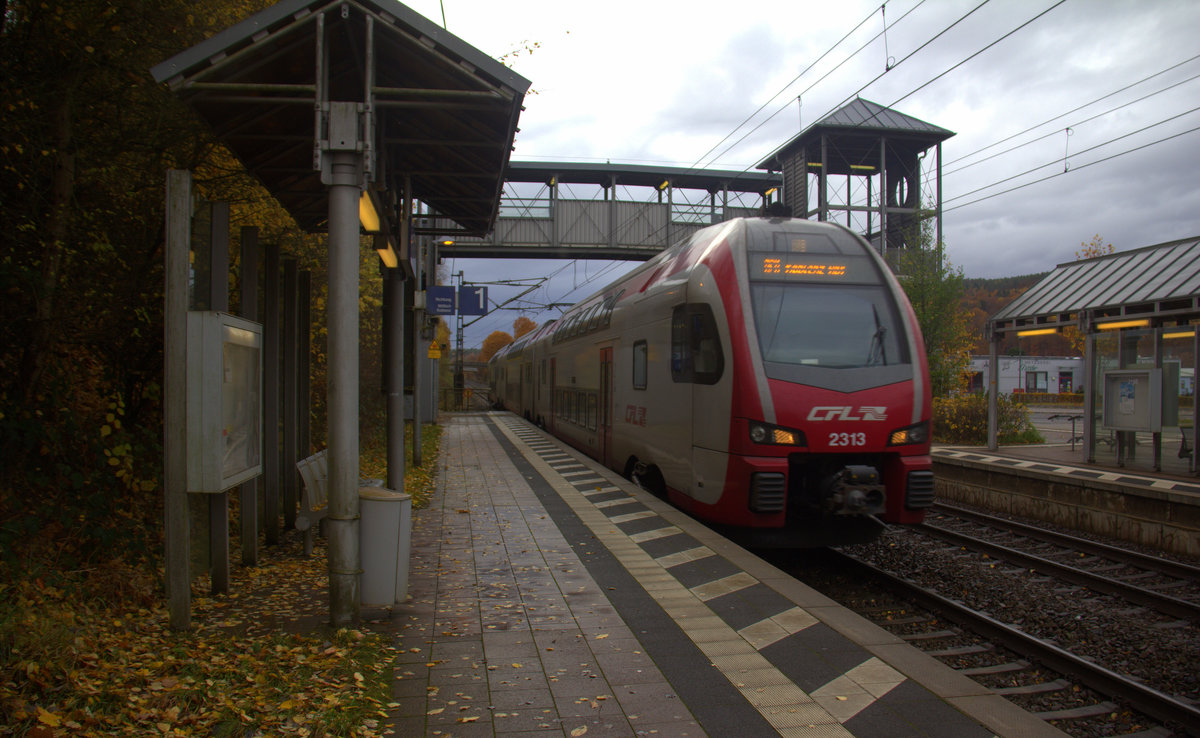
428, 161, 781, 260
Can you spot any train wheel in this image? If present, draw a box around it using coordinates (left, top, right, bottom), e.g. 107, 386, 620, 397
629, 460, 667, 500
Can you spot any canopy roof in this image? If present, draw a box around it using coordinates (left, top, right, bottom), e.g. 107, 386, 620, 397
756, 97, 954, 175
990, 236, 1200, 334
152, 0, 529, 235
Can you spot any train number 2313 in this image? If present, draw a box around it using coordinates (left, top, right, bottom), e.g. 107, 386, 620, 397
828, 432, 867, 447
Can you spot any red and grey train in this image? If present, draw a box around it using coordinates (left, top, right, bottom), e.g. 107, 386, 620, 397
489, 216, 933, 547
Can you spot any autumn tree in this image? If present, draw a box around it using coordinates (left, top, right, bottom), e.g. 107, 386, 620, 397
896, 222, 974, 397
1061, 235, 1115, 355
0, 0, 284, 561
513, 315, 537, 338
478, 331, 514, 362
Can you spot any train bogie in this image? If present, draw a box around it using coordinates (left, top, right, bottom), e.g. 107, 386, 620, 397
490, 217, 933, 547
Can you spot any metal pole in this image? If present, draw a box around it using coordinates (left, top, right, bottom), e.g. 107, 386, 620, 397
263, 245, 280, 544
412, 220, 424, 467
1084, 325, 1096, 463
326, 150, 362, 625
384, 263, 406, 491
298, 270, 312, 459
165, 170, 191, 630
819, 135, 827, 222
1154, 328, 1163, 472
239, 226, 260, 566
987, 329, 1000, 450
208, 202, 230, 595
282, 259, 299, 529
936, 142, 944, 270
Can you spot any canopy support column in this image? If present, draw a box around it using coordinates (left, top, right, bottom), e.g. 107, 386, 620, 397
987, 329, 1000, 450
323, 146, 365, 626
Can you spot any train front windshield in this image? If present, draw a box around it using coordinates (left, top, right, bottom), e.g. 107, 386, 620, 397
743, 223, 910, 377
751, 283, 906, 368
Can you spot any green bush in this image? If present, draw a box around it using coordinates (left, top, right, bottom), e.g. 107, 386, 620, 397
933, 393, 1043, 445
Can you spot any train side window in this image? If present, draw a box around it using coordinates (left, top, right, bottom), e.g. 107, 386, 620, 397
672, 304, 724, 385
633, 341, 648, 390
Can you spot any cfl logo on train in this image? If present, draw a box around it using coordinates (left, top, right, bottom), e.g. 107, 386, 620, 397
806, 406, 888, 422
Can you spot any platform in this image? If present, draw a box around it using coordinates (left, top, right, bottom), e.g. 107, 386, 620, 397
384, 413, 1063, 737
933, 442, 1200, 557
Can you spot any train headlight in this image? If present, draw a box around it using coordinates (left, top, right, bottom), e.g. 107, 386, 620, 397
749, 421, 806, 446
887, 421, 929, 446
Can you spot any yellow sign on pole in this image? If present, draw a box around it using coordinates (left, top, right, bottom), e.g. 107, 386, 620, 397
427, 341, 441, 359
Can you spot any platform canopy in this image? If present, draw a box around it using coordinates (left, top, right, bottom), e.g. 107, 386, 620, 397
151, 0, 530, 235
990, 236, 1200, 336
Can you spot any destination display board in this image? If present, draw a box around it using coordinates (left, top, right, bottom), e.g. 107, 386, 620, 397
748, 252, 875, 283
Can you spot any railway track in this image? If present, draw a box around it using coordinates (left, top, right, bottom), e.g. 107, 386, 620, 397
772, 505, 1200, 736
828, 548, 1200, 736
922, 502, 1200, 621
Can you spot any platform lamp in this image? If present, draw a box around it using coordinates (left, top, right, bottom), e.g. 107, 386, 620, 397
359, 189, 399, 268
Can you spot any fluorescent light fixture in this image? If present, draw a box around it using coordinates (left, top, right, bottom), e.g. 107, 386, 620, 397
1096, 319, 1150, 331
441, 240, 454, 246
374, 234, 397, 268
764, 187, 778, 197
657, 179, 670, 191
807, 162, 823, 167
359, 190, 381, 233
850, 164, 876, 171
1017, 327, 1058, 337
1163, 330, 1195, 339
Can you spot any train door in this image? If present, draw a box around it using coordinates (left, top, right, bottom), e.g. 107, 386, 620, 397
600, 347, 613, 466
676, 304, 729, 501
523, 361, 533, 417
549, 358, 557, 433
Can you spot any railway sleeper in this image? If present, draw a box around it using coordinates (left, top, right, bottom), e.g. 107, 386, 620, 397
960, 659, 1032, 676
927, 643, 993, 657
900, 628, 959, 641
1034, 701, 1119, 721
992, 677, 1073, 695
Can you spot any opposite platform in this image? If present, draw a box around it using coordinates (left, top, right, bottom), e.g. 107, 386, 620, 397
384, 413, 1062, 737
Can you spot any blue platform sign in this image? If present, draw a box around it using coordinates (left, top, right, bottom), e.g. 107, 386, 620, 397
459, 286, 488, 316
427, 285, 456, 315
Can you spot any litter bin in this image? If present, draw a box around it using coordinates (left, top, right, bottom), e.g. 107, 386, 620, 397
359, 487, 412, 606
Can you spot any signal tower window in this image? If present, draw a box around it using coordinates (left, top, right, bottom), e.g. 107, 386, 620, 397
633, 341, 648, 390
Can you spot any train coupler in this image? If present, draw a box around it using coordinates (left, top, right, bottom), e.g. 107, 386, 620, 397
825, 465, 886, 516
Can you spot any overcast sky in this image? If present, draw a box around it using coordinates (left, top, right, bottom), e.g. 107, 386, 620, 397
399, 0, 1200, 348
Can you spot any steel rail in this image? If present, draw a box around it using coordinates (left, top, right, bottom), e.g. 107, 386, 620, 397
932, 502, 1200, 582
916, 521, 1200, 621
831, 550, 1200, 731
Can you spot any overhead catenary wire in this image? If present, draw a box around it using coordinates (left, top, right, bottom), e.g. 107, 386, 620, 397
945, 105, 1200, 204
704, 0, 992, 169
689, 1, 892, 171
943, 122, 1200, 214
945, 52, 1200, 169
944, 66, 1200, 176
